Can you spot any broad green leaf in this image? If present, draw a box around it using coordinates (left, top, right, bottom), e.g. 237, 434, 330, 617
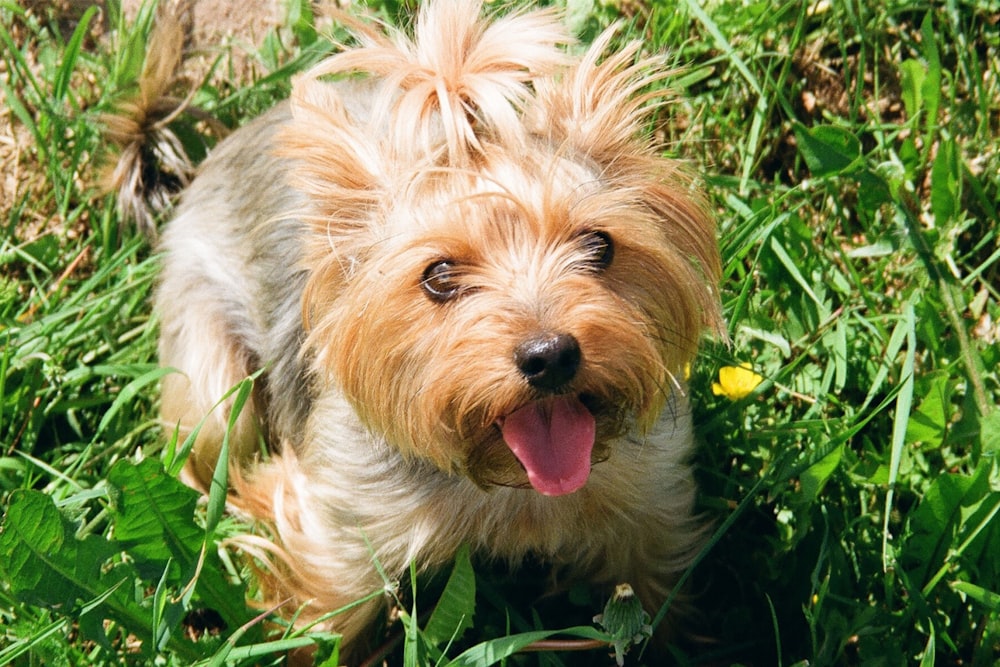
287, 0, 318, 47
0, 490, 200, 660
980, 409, 1000, 454
447, 626, 610, 667
108, 458, 203, 574
424, 544, 476, 647
930, 139, 960, 227
900, 59, 926, 120
918, 11, 942, 133
856, 168, 893, 212
0, 490, 117, 609
903, 462, 994, 590
792, 123, 862, 177
800, 444, 843, 502
107, 458, 253, 633
310, 632, 342, 667
905, 371, 951, 447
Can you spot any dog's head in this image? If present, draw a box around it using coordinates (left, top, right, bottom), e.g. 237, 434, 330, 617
279, 0, 722, 495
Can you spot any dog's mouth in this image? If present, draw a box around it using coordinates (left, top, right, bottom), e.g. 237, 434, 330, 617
495, 395, 596, 497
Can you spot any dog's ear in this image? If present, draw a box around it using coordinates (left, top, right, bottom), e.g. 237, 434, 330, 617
278, 78, 387, 243
530, 26, 672, 169
277, 78, 392, 332
531, 28, 725, 337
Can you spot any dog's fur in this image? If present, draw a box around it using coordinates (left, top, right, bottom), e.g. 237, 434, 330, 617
116, 0, 722, 660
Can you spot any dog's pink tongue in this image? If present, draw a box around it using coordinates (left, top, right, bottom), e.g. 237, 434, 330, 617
500, 396, 595, 496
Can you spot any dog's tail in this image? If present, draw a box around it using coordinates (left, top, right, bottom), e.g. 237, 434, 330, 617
99, 1, 219, 238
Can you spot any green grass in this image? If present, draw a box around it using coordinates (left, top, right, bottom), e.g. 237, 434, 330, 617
1, 0, 998, 665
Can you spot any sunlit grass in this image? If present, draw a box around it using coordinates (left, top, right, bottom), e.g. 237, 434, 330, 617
1, 0, 998, 665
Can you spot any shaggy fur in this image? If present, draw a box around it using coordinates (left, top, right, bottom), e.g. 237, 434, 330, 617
128, 0, 722, 661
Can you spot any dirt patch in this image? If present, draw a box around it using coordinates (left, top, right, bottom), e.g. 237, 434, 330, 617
122, 0, 285, 83
0, 99, 46, 235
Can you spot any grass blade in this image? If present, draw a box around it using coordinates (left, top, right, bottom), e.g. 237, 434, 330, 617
52, 5, 99, 104
882, 301, 916, 572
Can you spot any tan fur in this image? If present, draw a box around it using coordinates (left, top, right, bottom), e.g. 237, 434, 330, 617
144, 0, 722, 662
101, 0, 227, 237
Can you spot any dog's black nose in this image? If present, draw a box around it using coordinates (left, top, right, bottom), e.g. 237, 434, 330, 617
514, 333, 581, 390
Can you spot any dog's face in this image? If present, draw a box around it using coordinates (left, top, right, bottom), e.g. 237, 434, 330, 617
279, 3, 721, 495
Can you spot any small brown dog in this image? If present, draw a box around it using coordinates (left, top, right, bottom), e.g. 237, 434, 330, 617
119, 0, 722, 660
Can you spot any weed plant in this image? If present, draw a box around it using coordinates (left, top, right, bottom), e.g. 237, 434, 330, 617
1, 0, 998, 665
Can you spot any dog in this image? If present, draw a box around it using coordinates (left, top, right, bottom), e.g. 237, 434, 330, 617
110, 0, 723, 661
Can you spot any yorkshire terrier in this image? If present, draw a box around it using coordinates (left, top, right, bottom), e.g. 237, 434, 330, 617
109, 0, 722, 661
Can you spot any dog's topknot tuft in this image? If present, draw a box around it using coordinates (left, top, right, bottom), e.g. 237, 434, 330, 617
293, 0, 572, 164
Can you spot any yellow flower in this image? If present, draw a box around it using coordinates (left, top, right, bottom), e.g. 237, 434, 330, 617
712, 363, 763, 400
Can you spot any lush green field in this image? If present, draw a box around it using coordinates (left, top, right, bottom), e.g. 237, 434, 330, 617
1, 0, 998, 665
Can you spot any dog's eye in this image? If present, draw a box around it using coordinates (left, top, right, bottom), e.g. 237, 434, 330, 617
421, 260, 462, 302
579, 230, 614, 271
